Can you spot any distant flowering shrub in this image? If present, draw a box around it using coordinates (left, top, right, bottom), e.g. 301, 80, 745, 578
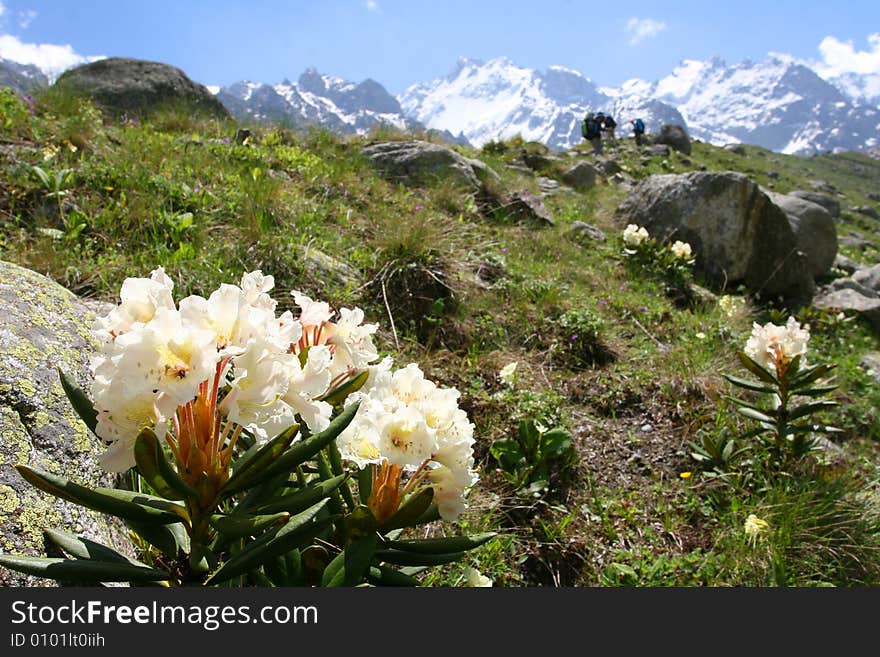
0, 267, 491, 587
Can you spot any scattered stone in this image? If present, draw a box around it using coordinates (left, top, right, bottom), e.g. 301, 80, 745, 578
653, 124, 692, 155
724, 144, 746, 155
809, 180, 837, 193
853, 264, 880, 292
504, 190, 555, 226
520, 149, 557, 171
361, 140, 496, 193
813, 279, 880, 331
868, 192, 880, 202
833, 254, 864, 275
839, 233, 876, 251
615, 171, 814, 305
853, 206, 880, 221
566, 221, 606, 244
593, 157, 622, 176
54, 57, 229, 119
639, 424, 653, 433
0, 261, 132, 586
536, 176, 560, 196
767, 171, 780, 179
789, 190, 840, 219
643, 144, 670, 157
860, 353, 880, 382
561, 161, 599, 191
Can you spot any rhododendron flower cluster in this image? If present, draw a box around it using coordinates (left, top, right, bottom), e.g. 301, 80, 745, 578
91, 267, 378, 474
337, 360, 478, 521
622, 223, 649, 248
744, 317, 810, 374
670, 240, 693, 261
89, 267, 477, 521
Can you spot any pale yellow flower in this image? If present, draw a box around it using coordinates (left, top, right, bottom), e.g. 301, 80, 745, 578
464, 567, 493, 587
744, 514, 770, 546
499, 362, 518, 387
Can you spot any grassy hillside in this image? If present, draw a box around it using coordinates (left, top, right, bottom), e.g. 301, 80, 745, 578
3, 86, 880, 586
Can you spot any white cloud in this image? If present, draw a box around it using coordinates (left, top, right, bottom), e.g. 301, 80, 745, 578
0, 34, 103, 79
626, 17, 667, 45
814, 33, 880, 77
365, 0, 379, 11
18, 9, 37, 29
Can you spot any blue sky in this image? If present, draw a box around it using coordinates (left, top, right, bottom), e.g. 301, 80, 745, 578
1, 0, 879, 93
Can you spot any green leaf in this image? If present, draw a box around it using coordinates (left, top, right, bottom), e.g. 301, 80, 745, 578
385, 532, 496, 554
261, 402, 360, 480
722, 373, 777, 394
44, 528, 147, 566
517, 420, 541, 456
366, 565, 421, 587
790, 363, 837, 389
373, 549, 465, 567
251, 474, 349, 516
735, 406, 776, 424
57, 367, 97, 434
379, 487, 434, 532
210, 511, 290, 541
318, 369, 369, 407
16, 465, 187, 525
327, 443, 356, 510
322, 535, 378, 587
489, 438, 523, 472
357, 466, 372, 505
204, 499, 332, 585
0, 555, 170, 583
792, 384, 839, 397
134, 428, 198, 501
127, 521, 189, 559
539, 428, 573, 460
736, 351, 778, 385
221, 423, 300, 496
787, 400, 838, 421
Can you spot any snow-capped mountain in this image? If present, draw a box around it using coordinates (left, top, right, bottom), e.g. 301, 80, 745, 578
401, 56, 880, 155
0, 57, 48, 94
216, 68, 423, 136
399, 57, 685, 150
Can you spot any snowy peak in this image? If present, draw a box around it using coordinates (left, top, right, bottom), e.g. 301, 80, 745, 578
216, 68, 418, 136
399, 57, 683, 149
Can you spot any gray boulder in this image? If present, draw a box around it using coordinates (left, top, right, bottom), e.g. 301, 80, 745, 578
0, 261, 131, 586
853, 206, 880, 221
724, 144, 746, 155
561, 162, 599, 191
361, 140, 496, 193
615, 171, 814, 305
765, 191, 837, 279
860, 353, 880, 383
593, 157, 622, 176
834, 254, 863, 275
813, 279, 880, 331
301, 247, 360, 291
55, 57, 229, 119
789, 190, 840, 219
853, 264, 880, 292
653, 124, 692, 155
643, 144, 670, 157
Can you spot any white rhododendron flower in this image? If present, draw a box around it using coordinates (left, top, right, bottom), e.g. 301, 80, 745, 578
337, 361, 477, 521
719, 295, 745, 319
93, 267, 175, 344
670, 240, 692, 260
744, 317, 810, 373
623, 224, 649, 248
464, 567, 493, 587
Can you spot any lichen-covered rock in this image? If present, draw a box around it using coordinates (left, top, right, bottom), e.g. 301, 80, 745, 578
504, 190, 555, 226
789, 190, 840, 219
562, 162, 598, 191
0, 261, 129, 586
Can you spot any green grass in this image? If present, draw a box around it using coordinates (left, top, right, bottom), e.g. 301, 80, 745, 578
3, 88, 880, 586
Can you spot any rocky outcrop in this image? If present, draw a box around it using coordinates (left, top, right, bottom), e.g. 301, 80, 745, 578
653, 124, 692, 155
361, 140, 497, 193
615, 171, 814, 305
55, 57, 229, 119
503, 190, 555, 226
566, 221, 606, 244
765, 191, 837, 279
0, 261, 130, 586
562, 161, 599, 191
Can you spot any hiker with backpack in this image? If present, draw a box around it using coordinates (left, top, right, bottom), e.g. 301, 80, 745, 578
630, 118, 646, 146
581, 112, 603, 155
603, 114, 618, 145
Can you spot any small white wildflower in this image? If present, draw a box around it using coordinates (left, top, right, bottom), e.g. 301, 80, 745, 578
744, 514, 770, 546
695, 331, 707, 340
499, 362, 518, 387
464, 567, 493, 587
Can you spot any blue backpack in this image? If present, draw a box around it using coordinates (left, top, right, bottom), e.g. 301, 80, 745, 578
582, 115, 600, 139
634, 118, 645, 133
